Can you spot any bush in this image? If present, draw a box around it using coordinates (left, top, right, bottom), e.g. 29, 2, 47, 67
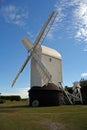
10, 96, 21, 101
80, 79, 87, 104
0, 99, 5, 104
65, 86, 73, 93
0, 95, 21, 101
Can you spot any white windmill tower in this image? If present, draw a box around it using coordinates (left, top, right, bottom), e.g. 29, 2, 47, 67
11, 11, 63, 106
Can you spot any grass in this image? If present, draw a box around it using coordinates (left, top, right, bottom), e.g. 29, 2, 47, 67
0, 100, 87, 130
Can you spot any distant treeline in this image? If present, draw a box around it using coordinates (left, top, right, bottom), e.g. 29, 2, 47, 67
0, 95, 21, 101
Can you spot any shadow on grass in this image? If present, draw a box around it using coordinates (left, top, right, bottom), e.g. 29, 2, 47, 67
0, 104, 29, 113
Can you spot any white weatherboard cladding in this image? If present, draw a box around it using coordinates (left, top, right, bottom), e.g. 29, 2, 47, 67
30, 45, 62, 87
42, 54, 62, 86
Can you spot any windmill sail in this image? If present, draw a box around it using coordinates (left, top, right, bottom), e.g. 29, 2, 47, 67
22, 37, 33, 51
33, 54, 52, 85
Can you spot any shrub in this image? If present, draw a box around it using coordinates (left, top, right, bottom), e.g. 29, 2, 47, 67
0, 95, 21, 101
0, 99, 5, 104
10, 96, 21, 101
80, 79, 87, 104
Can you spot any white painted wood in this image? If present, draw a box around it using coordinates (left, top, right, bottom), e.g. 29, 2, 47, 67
30, 45, 62, 87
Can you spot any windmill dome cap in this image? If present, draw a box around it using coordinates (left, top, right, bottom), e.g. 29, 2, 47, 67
41, 45, 62, 59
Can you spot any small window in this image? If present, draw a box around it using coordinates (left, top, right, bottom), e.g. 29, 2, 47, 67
49, 58, 52, 62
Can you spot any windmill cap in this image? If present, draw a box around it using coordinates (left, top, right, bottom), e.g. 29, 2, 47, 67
41, 45, 62, 60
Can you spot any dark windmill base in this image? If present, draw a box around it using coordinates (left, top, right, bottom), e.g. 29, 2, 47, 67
28, 83, 63, 107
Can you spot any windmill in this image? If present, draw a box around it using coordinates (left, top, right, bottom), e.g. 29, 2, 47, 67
12, 11, 63, 106
11, 11, 82, 106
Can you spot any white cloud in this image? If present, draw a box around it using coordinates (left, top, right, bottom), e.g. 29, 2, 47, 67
27, 31, 33, 38
47, 1, 65, 39
73, 2, 87, 41
1, 1, 87, 47
81, 73, 87, 77
0, 5, 29, 26
84, 45, 87, 51
17, 87, 29, 99
2, 87, 29, 99
47, 0, 87, 50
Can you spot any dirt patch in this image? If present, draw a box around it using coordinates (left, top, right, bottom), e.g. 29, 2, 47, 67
39, 118, 66, 130
49, 122, 65, 130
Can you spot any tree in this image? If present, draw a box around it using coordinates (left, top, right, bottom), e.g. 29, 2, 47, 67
80, 79, 87, 104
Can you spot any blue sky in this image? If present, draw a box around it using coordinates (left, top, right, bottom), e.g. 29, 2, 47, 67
0, 0, 87, 98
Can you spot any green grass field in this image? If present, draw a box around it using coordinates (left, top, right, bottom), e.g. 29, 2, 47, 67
0, 100, 87, 130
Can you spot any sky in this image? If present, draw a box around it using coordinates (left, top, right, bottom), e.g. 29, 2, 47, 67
0, 0, 87, 98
